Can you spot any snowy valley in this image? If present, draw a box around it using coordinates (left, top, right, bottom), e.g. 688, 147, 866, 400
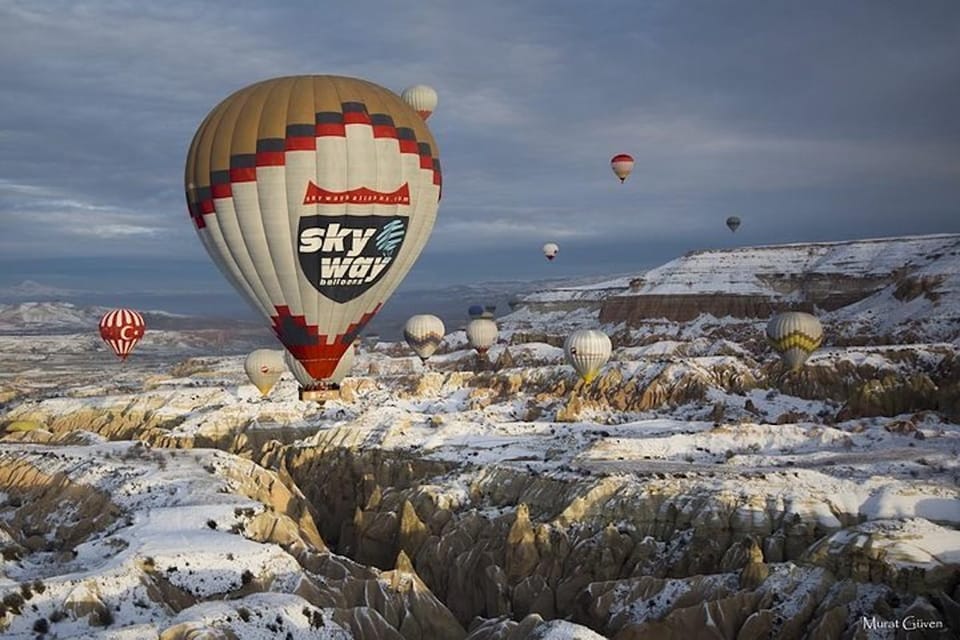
0, 234, 958, 639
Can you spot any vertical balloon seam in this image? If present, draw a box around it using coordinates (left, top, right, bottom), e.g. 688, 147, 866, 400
215, 85, 273, 319
206, 91, 271, 319
348, 77, 384, 352
290, 75, 320, 359
262, 78, 302, 330
189, 99, 261, 320
251, 79, 290, 326
309, 76, 334, 356
236, 82, 283, 329
325, 77, 348, 356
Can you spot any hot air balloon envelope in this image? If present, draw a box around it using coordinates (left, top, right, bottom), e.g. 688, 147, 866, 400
185, 75, 441, 384
466, 318, 498, 354
766, 312, 823, 371
610, 154, 635, 183
564, 329, 612, 383
99, 309, 145, 360
404, 314, 445, 361
401, 84, 438, 121
244, 349, 285, 396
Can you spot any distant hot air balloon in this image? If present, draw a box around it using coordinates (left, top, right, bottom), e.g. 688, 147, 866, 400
766, 312, 823, 371
564, 329, 612, 383
466, 318, 498, 355
404, 314, 445, 362
285, 347, 355, 390
543, 242, 559, 261
99, 309, 145, 361
610, 154, 634, 183
244, 349, 285, 396
468, 305, 484, 319
185, 75, 441, 388
726, 216, 741, 233
482, 305, 496, 319
401, 85, 438, 121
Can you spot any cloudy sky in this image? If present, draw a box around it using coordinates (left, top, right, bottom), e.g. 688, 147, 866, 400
0, 0, 958, 313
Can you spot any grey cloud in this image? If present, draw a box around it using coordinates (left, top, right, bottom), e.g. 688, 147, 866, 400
0, 0, 957, 288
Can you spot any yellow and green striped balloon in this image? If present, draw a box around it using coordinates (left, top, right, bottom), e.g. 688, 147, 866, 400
766, 311, 823, 371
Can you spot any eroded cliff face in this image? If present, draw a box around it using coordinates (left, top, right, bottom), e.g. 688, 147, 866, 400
600, 293, 787, 324
270, 446, 960, 638
2, 376, 958, 639
579, 235, 960, 345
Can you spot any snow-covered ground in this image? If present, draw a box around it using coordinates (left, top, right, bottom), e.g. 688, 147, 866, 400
1, 234, 958, 638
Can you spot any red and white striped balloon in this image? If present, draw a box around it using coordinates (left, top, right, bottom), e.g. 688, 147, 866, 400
98, 309, 146, 360
610, 153, 635, 183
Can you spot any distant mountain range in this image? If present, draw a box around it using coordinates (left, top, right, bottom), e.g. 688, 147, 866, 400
7, 233, 956, 345
0, 274, 629, 340
0, 301, 259, 334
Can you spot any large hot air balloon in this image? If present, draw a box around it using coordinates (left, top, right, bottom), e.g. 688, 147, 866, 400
99, 309, 145, 361
564, 329, 612, 383
726, 216, 741, 233
404, 314, 445, 362
244, 349, 285, 396
285, 347, 355, 390
401, 85, 438, 121
468, 305, 484, 319
766, 312, 823, 371
466, 318, 498, 355
185, 75, 441, 386
542, 242, 559, 261
610, 154, 634, 183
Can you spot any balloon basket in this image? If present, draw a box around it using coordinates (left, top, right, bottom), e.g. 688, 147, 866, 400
299, 387, 341, 403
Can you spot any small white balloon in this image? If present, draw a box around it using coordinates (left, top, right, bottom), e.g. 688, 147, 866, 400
564, 329, 612, 383
466, 318, 498, 354
401, 84, 438, 120
244, 349, 285, 396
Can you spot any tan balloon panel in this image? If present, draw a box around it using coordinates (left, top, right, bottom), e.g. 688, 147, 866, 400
186, 76, 441, 381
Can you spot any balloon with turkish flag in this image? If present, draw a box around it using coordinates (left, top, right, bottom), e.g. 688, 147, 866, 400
99, 308, 145, 360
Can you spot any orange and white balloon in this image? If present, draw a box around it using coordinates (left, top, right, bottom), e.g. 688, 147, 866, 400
98, 308, 145, 360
